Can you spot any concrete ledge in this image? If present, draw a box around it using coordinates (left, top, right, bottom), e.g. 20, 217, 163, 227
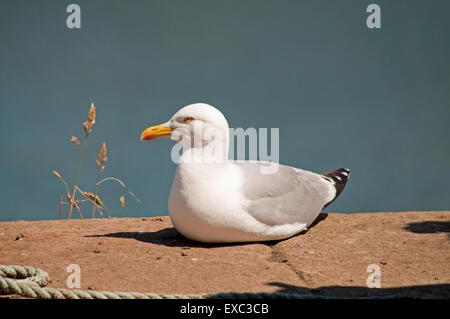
0, 211, 448, 298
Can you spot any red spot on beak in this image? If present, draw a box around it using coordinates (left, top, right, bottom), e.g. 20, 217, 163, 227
141, 133, 155, 141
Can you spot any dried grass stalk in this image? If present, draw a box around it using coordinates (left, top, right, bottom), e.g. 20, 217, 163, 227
58, 195, 63, 219
75, 186, 109, 217
53, 171, 70, 195
96, 177, 140, 203
83, 192, 104, 207
55, 102, 139, 219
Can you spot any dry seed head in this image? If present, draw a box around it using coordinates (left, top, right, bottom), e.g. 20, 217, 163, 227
100, 166, 105, 173
83, 103, 96, 136
71, 136, 80, 147
120, 196, 125, 209
96, 160, 101, 168
98, 142, 107, 159
102, 156, 108, 163
83, 192, 104, 207
83, 121, 93, 135
88, 103, 96, 123
53, 171, 62, 179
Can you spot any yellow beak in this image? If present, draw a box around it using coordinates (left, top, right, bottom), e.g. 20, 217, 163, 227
140, 123, 173, 141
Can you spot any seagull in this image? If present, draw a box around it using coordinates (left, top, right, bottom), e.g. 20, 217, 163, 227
140, 103, 349, 243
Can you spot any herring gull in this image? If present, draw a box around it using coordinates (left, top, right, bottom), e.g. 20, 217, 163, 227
140, 103, 349, 243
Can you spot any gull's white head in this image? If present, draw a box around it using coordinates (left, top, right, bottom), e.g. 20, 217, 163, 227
141, 103, 229, 159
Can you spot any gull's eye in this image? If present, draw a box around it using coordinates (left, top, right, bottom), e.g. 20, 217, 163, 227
184, 117, 194, 124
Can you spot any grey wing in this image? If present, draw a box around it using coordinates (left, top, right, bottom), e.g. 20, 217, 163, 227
234, 161, 335, 227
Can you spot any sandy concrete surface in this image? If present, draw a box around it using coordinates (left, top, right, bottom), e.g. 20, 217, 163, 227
0, 211, 449, 298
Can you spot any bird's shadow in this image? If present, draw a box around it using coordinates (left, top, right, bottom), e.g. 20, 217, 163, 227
403, 221, 450, 234
403, 220, 450, 241
86, 227, 232, 248
85, 213, 329, 248
264, 282, 450, 298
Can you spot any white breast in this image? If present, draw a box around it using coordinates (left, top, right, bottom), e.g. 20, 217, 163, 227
169, 162, 252, 242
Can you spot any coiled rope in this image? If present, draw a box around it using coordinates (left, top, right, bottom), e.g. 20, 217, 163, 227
0, 265, 325, 299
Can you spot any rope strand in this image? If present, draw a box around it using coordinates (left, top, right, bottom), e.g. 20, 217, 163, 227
0, 264, 346, 299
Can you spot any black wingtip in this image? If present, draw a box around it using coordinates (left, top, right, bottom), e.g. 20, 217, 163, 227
322, 168, 350, 208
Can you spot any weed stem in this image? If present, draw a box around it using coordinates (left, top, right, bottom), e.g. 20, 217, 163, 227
68, 137, 88, 219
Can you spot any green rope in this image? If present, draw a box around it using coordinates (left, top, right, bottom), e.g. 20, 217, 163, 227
0, 265, 324, 299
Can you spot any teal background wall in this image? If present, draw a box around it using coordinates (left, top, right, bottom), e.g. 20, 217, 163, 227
0, 0, 449, 221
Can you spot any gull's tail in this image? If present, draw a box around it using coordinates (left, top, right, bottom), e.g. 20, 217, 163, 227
322, 168, 350, 208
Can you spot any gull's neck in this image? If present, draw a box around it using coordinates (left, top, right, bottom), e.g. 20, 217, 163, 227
179, 137, 229, 165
